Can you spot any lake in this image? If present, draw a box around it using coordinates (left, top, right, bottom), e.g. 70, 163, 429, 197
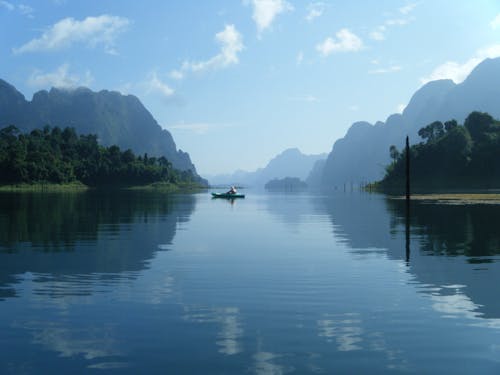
1, 190, 500, 374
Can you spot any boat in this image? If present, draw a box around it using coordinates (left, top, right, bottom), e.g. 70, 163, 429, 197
211, 192, 245, 199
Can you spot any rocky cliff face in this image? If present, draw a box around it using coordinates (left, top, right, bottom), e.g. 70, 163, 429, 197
0, 80, 197, 174
319, 57, 500, 187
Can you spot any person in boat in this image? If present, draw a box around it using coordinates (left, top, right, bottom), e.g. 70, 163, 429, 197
227, 186, 237, 194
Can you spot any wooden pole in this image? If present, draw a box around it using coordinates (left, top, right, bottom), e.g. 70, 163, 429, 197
405, 135, 410, 263
406, 136, 410, 202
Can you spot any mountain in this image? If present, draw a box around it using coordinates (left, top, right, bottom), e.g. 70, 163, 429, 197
208, 148, 327, 187
0, 79, 197, 174
319, 57, 500, 187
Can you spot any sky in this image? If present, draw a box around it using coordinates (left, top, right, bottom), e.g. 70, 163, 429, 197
2, 0, 500, 176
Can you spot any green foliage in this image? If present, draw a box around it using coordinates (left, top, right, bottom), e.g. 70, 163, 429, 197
464, 112, 495, 142
264, 177, 307, 190
389, 145, 400, 161
417, 121, 444, 143
0, 125, 199, 187
380, 111, 500, 189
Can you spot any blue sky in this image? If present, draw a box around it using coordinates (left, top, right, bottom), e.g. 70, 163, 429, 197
2, 1, 500, 176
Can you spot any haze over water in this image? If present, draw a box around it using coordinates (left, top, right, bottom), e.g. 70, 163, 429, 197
1, 190, 500, 374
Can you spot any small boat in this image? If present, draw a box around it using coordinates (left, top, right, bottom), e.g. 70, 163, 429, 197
211, 192, 245, 199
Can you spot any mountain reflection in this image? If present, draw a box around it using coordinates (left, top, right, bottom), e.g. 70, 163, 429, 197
386, 198, 500, 258
314, 192, 500, 320
0, 191, 195, 300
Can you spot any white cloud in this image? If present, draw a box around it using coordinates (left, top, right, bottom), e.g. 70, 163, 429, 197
0, 1, 14, 10
491, 14, 500, 29
369, 65, 402, 74
397, 103, 406, 113
146, 72, 175, 97
399, 3, 417, 15
385, 18, 409, 26
18, 4, 34, 17
420, 44, 500, 84
248, 0, 293, 36
169, 122, 233, 135
169, 69, 184, 80
369, 26, 386, 41
306, 2, 326, 22
28, 64, 94, 89
369, 4, 416, 42
296, 51, 304, 65
115, 82, 133, 95
13, 14, 130, 54
316, 29, 363, 56
180, 24, 244, 74
288, 94, 318, 102
1, 1, 33, 17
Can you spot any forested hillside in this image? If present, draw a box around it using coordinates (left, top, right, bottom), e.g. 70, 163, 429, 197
379, 111, 500, 189
0, 125, 205, 187
0, 80, 198, 174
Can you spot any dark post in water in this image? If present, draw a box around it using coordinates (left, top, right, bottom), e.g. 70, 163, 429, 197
405, 136, 410, 203
405, 135, 410, 263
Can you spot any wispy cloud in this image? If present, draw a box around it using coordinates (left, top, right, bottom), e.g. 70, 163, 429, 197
0, 1, 14, 10
369, 65, 402, 74
247, 0, 293, 36
27, 64, 94, 89
169, 69, 184, 80
13, 14, 130, 54
316, 29, 363, 56
288, 94, 319, 102
399, 3, 417, 15
18, 4, 34, 17
369, 26, 386, 41
491, 14, 500, 29
420, 44, 500, 84
296, 51, 304, 65
176, 24, 244, 76
1, 1, 34, 17
369, 3, 417, 41
385, 18, 410, 26
305, 2, 326, 22
169, 122, 234, 135
145, 72, 175, 98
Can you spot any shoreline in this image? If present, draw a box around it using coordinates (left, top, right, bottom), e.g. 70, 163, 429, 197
0, 181, 207, 193
390, 193, 500, 205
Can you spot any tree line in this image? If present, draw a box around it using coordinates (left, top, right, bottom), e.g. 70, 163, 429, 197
0, 125, 199, 186
381, 111, 500, 189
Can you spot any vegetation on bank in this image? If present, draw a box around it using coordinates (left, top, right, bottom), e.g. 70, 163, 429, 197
0, 125, 205, 189
378, 111, 500, 190
265, 177, 307, 191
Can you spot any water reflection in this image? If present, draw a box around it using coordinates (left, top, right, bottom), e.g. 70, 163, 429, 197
386, 198, 500, 258
3, 189, 500, 373
253, 351, 288, 375
314, 192, 500, 321
317, 312, 363, 351
23, 321, 125, 367
0, 191, 195, 300
183, 305, 244, 356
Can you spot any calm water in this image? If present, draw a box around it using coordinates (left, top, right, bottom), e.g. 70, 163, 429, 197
1, 190, 500, 374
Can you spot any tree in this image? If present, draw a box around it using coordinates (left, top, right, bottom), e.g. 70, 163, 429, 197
444, 119, 458, 132
389, 145, 400, 162
464, 111, 494, 142
418, 121, 444, 143
0, 125, 199, 187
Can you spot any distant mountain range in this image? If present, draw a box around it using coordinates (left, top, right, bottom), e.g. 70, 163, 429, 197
0, 79, 197, 174
208, 148, 326, 187
317, 57, 500, 187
